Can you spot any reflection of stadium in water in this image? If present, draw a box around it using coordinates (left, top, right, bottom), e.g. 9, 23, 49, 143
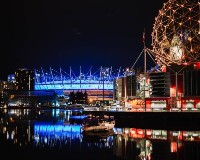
1, 109, 200, 159
34, 123, 114, 148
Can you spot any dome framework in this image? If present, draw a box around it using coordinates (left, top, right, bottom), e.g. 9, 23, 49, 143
151, 0, 200, 66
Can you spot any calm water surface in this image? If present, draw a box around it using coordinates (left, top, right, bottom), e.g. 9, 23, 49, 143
0, 108, 200, 160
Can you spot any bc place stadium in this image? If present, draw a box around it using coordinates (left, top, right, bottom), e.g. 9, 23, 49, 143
34, 66, 123, 102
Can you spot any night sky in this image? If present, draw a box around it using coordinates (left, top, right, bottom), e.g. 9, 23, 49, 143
1, 0, 167, 80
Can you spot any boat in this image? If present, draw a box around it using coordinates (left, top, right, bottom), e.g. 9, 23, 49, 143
108, 103, 123, 111
82, 129, 115, 142
81, 120, 115, 132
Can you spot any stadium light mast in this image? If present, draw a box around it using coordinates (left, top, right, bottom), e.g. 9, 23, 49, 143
100, 66, 105, 106
70, 66, 72, 88
80, 66, 82, 89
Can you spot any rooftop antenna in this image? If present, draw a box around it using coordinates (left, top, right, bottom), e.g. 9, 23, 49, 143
143, 28, 146, 75
143, 28, 147, 111
131, 28, 147, 72
117, 67, 121, 78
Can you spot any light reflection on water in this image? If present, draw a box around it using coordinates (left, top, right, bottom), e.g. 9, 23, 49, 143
1, 109, 200, 160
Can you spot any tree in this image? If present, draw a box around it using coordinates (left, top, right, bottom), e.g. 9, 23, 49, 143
83, 90, 89, 104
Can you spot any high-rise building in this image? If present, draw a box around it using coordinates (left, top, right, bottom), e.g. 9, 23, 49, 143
15, 68, 35, 91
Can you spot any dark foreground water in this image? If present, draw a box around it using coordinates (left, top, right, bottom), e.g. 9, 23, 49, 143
1, 108, 200, 160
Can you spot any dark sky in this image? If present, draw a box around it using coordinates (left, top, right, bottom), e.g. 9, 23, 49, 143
1, 0, 167, 80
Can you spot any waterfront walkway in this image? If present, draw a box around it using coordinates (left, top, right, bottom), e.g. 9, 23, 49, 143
1, 105, 200, 130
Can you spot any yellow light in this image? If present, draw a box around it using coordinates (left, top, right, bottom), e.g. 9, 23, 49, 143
188, 37, 192, 41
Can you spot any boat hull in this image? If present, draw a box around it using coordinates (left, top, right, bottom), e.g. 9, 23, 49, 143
81, 120, 115, 132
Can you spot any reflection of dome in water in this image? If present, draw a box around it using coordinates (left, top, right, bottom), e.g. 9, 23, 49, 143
151, 0, 200, 66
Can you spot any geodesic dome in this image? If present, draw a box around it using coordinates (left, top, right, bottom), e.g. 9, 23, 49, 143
151, 0, 200, 66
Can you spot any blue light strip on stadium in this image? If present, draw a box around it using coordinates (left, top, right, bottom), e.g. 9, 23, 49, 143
35, 83, 113, 90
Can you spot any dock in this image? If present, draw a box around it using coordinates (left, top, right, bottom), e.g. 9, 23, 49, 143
82, 110, 200, 130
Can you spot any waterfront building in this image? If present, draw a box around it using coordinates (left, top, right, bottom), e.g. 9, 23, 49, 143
0, 80, 16, 93
15, 68, 35, 91
4, 90, 58, 107
0, 81, 16, 107
2, 68, 58, 107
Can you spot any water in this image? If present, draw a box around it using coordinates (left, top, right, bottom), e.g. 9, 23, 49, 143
1, 108, 200, 160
